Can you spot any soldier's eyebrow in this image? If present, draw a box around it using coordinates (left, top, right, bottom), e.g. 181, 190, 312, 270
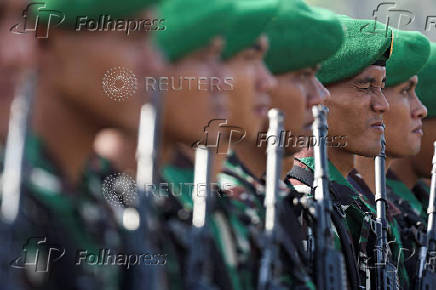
355, 77, 376, 84
355, 77, 386, 85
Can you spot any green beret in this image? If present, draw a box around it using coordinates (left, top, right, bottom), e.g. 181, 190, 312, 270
155, 0, 233, 63
386, 30, 430, 87
39, 0, 158, 29
265, 0, 344, 74
416, 43, 436, 118
317, 15, 393, 85
221, 0, 279, 60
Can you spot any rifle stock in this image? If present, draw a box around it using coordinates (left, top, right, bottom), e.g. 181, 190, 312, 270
1, 71, 36, 224
258, 109, 284, 290
187, 145, 218, 290
135, 87, 164, 290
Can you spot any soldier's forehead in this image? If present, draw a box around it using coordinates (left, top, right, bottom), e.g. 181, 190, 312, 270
2, 0, 26, 14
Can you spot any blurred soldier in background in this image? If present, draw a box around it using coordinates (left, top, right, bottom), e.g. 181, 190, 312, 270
153, 0, 234, 288
353, 29, 430, 283
0, 0, 38, 285
0, 0, 164, 289
208, 0, 280, 287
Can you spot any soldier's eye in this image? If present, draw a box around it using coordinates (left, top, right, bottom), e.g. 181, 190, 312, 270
355, 84, 371, 91
401, 87, 411, 95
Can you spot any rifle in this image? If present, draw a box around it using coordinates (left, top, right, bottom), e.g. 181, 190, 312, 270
311, 105, 347, 290
135, 86, 164, 290
258, 109, 284, 290
1, 71, 36, 224
415, 141, 436, 289
374, 130, 399, 290
187, 145, 218, 290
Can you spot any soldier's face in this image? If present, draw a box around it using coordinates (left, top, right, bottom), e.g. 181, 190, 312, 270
383, 76, 427, 158
325, 65, 389, 157
411, 118, 436, 178
40, 17, 165, 135
0, 0, 36, 140
161, 37, 229, 146
224, 36, 275, 141
270, 65, 328, 155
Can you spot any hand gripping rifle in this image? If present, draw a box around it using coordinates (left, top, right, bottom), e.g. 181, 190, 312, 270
311, 105, 346, 290
187, 145, 218, 290
374, 131, 399, 290
258, 109, 285, 290
415, 142, 436, 289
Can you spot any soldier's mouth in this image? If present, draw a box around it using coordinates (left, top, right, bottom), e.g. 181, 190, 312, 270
370, 121, 384, 132
412, 125, 423, 136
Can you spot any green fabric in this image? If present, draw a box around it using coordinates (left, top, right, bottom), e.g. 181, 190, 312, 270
162, 161, 242, 290
221, 0, 279, 60
22, 132, 123, 289
162, 165, 194, 210
219, 151, 315, 289
39, 0, 158, 29
265, 0, 344, 74
156, 0, 233, 63
387, 177, 425, 219
416, 42, 436, 118
317, 15, 393, 85
386, 30, 430, 87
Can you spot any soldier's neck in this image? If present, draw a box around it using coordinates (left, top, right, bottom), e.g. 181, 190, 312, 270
389, 158, 418, 189
327, 147, 355, 177
233, 140, 267, 179
232, 141, 293, 180
354, 155, 392, 194
33, 84, 100, 187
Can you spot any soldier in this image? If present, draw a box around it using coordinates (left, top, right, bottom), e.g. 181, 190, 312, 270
352, 29, 430, 284
217, 0, 344, 288
153, 0, 235, 288
286, 15, 411, 288
0, 0, 38, 285
389, 42, 436, 209
1, 0, 165, 289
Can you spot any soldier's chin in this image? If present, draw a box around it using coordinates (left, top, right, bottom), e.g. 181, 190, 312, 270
284, 144, 302, 156
345, 142, 381, 158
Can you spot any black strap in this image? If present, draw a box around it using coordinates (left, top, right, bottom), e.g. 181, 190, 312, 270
286, 166, 314, 187
330, 207, 361, 290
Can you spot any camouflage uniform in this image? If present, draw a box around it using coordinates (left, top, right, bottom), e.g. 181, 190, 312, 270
3, 133, 145, 290
412, 180, 431, 210
347, 169, 412, 288
287, 149, 409, 289
381, 169, 428, 284
158, 148, 234, 290
218, 150, 315, 290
